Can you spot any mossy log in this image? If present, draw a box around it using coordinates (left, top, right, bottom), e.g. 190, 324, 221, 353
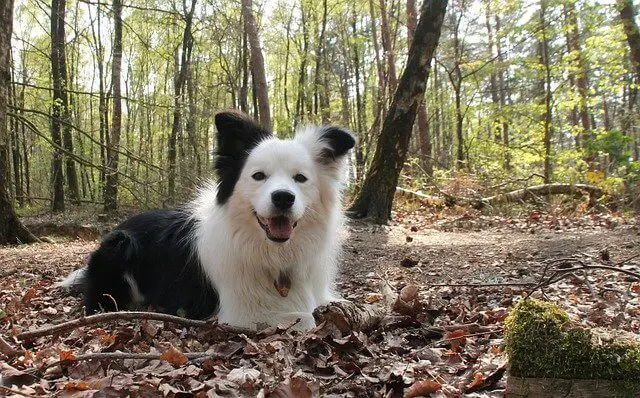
507, 377, 640, 398
504, 299, 640, 397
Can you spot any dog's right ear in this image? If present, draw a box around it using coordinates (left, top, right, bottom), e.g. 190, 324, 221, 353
214, 111, 272, 204
214, 111, 272, 156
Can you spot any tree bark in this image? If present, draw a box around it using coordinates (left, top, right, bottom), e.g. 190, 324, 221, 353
51, 0, 80, 206
407, 0, 433, 176
539, 0, 553, 184
167, 0, 196, 203
50, 0, 66, 212
348, 0, 448, 223
242, 0, 271, 129
0, 0, 37, 244
103, 0, 123, 212
379, 0, 398, 95
494, 14, 511, 169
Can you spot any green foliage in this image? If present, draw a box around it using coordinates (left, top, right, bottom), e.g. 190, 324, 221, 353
505, 299, 640, 382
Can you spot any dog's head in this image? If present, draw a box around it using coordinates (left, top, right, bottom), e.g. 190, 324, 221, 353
214, 111, 355, 243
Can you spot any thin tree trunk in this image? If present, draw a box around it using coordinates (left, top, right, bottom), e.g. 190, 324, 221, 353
407, 0, 432, 176
485, 0, 500, 142
495, 15, 511, 170
540, 0, 553, 184
379, 0, 398, 95
242, 0, 271, 129
295, 4, 309, 124
0, 0, 37, 244
53, 0, 80, 206
369, 0, 387, 119
168, 0, 196, 203
50, 0, 66, 212
348, 0, 448, 223
103, 0, 123, 212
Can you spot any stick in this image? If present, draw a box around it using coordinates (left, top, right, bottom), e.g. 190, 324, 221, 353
0, 269, 18, 278
425, 282, 535, 287
313, 301, 386, 334
0, 335, 19, 357
15, 311, 253, 342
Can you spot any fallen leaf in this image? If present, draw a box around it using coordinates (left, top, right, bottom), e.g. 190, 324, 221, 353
0, 363, 39, 388
404, 380, 441, 397
445, 329, 467, 352
59, 350, 76, 362
227, 367, 261, 388
160, 345, 188, 366
465, 373, 485, 390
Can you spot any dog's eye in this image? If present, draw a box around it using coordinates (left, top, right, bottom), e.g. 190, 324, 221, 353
252, 172, 266, 181
294, 174, 308, 183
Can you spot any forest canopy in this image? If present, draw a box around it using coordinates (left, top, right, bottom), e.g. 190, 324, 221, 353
5, 0, 640, 213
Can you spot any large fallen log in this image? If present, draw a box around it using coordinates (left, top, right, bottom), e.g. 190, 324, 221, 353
477, 183, 602, 208
397, 183, 603, 209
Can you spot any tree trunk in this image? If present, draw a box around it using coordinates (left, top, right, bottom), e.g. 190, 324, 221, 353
564, 1, 590, 140
242, 0, 271, 129
167, 0, 196, 204
407, 0, 432, 176
0, 0, 37, 244
50, 0, 67, 212
485, 0, 501, 142
348, 0, 448, 223
618, 0, 640, 123
495, 14, 511, 170
103, 0, 122, 212
539, 0, 553, 184
369, 0, 387, 122
379, 0, 398, 95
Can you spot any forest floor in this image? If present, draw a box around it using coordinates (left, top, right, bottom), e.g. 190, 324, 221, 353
1, 203, 639, 397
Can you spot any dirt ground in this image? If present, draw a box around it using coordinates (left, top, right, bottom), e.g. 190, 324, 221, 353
1, 208, 639, 397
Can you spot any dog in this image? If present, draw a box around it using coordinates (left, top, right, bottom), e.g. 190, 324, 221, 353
62, 110, 355, 330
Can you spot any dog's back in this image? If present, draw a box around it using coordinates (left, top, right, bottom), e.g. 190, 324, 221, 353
80, 209, 219, 318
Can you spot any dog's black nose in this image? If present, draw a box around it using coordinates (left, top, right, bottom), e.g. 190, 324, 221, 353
271, 190, 295, 210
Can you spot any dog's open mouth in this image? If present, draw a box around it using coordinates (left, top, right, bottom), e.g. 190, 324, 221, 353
256, 214, 298, 242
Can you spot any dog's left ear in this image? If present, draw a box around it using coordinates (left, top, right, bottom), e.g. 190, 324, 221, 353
315, 126, 356, 164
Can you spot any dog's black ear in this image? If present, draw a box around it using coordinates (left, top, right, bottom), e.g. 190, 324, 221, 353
214, 111, 272, 156
214, 111, 272, 204
317, 126, 356, 163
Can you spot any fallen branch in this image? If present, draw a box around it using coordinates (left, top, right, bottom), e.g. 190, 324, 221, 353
475, 183, 602, 209
0, 335, 19, 357
15, 311, 253, 342
425, 282, 535, 288
313, 301, 387, 334
0, 269, 18, 278
527, 258, 640, 298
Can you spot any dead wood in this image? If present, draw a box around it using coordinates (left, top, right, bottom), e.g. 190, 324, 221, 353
507, 376, 640, 397
396, 183, 602, 209
313, 301, 387, 334
15, 311, 253, 342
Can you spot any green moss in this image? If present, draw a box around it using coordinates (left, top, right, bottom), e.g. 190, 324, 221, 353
504, 299, 640, 382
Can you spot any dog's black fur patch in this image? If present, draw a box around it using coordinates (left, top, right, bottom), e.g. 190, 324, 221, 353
318, 126, 356, 163
83, 209, 219, 319
214, 111, 272, 204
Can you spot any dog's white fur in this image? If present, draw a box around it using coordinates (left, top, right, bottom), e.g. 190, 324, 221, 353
190, 126, 348, 329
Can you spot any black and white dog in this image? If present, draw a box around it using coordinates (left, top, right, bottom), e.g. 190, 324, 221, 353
62, 111, 355, 330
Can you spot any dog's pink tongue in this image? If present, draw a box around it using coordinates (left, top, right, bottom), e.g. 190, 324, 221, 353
267, 217, 294, 239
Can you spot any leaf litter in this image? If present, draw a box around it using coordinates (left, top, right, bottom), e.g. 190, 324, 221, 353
0, 210, 638, 397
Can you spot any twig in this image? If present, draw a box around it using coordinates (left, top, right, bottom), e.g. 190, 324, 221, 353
425, 282, 535, 287
15, 311, 254, 342
0, 269, 18, 278
527, 259, 640, 298
615, 253, 640, 267
29, 350, 221, 375
0, 335, 19, 357
0, 385, 47, 398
